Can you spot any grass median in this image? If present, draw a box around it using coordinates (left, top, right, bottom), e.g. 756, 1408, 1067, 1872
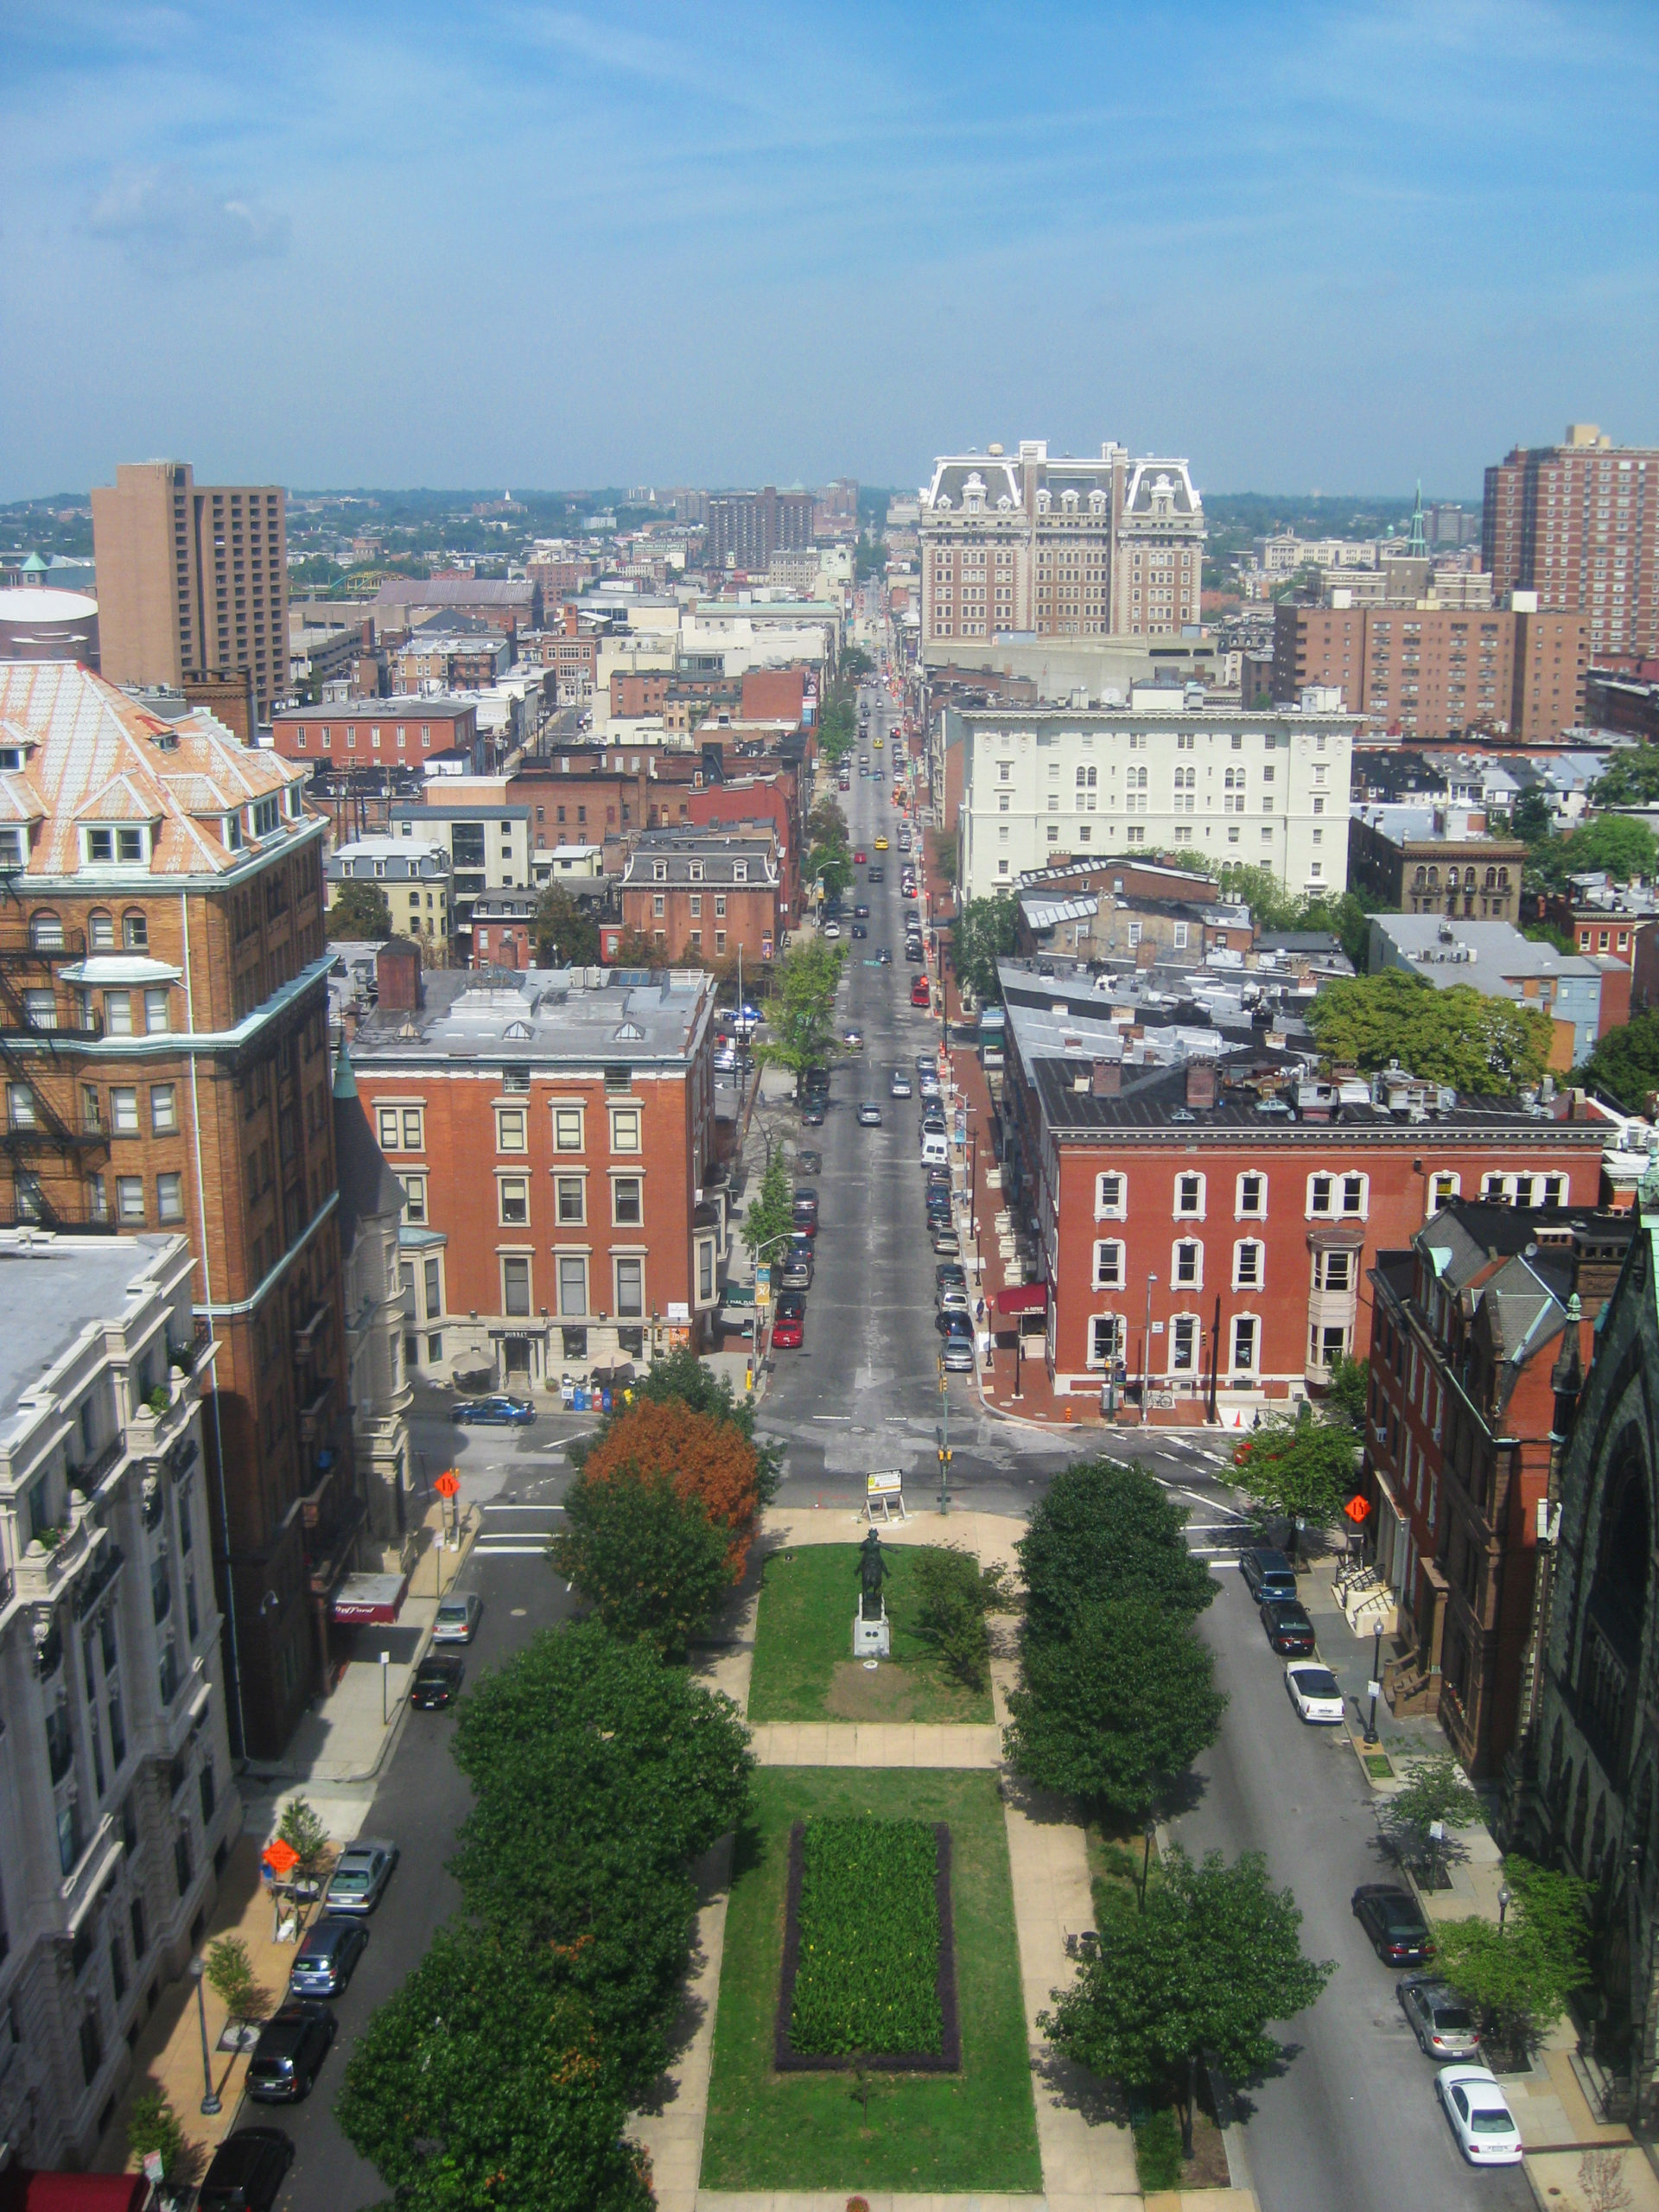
746, 1544, 994, 1725
701, 1767, 1038, 2193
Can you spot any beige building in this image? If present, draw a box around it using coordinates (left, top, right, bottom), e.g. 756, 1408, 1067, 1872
92, 461, 289, 721
918, 439, 1205, 649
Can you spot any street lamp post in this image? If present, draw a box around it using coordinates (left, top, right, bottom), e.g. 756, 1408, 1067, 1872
189, 1957, 221, 2116
1363, 1624, 1382, 1745
1140, 1274, 1158, 1427
1497, 1881, 1511, 1930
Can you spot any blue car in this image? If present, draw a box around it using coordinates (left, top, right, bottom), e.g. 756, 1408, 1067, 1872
451, 1394, 536, 1427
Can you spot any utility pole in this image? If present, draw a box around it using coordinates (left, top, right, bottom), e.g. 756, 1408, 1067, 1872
1141, 1272, 1158, 1427
937, 1372, 951, 1514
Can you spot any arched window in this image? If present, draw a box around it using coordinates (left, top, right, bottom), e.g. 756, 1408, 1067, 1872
29, 910, 63, 950
88, 909, 114, 951
1464, 866, 1478, 889
1426, 866, 1439, 888
1484, 868, 1497, 890
1414, 867, 1427, 889
121, 909, 148, 952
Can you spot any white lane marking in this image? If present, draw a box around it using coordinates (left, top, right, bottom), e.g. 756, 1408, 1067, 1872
474, 1542, 559, 1555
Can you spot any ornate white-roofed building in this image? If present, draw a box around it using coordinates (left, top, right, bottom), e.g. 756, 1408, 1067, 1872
918, 438, 1205, 650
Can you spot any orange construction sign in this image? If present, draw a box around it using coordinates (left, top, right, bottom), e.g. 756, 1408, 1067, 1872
434, 1470, 461, 1498
1344, 1496, 1371, 1523
262, 1838, 299, 1878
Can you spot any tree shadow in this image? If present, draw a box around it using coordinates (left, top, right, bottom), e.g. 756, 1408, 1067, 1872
1032, 2042, 1133, 2129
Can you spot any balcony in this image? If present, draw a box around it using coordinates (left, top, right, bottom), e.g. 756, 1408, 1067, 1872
67, 1435, 124, 1503
299, 1375, 336, 1444
127, 1382, 193, 1462
291, 1300, 328, 1361
168, 1321, 215, 1376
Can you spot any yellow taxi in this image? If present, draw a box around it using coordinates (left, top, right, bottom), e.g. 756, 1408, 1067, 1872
874, 735, 883, 749
874, 835, 888, 851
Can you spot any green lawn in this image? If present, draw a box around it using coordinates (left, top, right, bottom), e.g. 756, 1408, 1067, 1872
746, 1545, 994, 1725
701, 1769, 1039, 2193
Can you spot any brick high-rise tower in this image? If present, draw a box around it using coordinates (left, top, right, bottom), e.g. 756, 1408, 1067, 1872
1483, 425, 1659, 659
0, 660, 362, 1755
92, 461, 289, 721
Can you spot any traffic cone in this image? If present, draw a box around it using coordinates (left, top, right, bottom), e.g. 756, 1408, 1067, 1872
1234, 1409, 1243, 1427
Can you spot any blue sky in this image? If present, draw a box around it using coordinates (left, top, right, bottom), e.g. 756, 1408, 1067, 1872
2, 0, 1656, 501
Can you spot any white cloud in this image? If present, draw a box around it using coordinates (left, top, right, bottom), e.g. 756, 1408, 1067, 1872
86, 163, 289, 270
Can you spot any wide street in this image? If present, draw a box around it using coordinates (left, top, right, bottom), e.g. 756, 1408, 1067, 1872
264, 673, 1516, 2210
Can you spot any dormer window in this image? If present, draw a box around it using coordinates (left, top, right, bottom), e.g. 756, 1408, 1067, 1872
84, 826, 148, 865
0, 830, 22, 868
733, 861, 748, 883
689, 862, 704, 883
249, 797, 281, 839
224, 813, 243, 849
0, 748, 22, 772
652, 861, 667, 883
287, 785, 304, 818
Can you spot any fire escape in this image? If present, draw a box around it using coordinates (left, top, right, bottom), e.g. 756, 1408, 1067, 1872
0, 924, 112, 1230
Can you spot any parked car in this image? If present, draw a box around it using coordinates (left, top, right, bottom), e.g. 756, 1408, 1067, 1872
775, 1290, 805, 1320
451, 1394, 535, 1427
197, 2129, 295, 2212
942, 1337, 976, 1372
937, 1263, 967, 1288
857, 1102, 882, 1126
931, 1229, 962, 1257
791, 1186, 818, 1223
822, 920, 842, 939
288, 1916, 369, 2000
800, 1098, 825, 1125
410, 1652, 465, 1710
433, 1592, 482, 1644
911, 976, 931, 1007
938, 1287, 971, 1315
1352, 1883, 1434, 1966
1399, 1976, 1482, 2060
1259, 1599, 1317, 1656
772, 1311, 804, 1349
323, 1840, 398, 1916
1434, 2066, 1523, 2164
780, 1253, 813, 1289
245, 2004, 339, 2103
1238, 1547, 1297, 1603
1284, 1661, 1345, 1725
936, 1311, 974, 1339
890, 1071, 912, 1097
795, 1149, 823, 1174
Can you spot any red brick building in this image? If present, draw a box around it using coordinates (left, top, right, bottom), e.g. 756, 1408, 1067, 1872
611, 669, 671, 720
349, 946, 721, 1389
1272, 602, 1589, 740
996, 969, 1613, 1412
741, 666, 810, 728
685, 773, 803, 924
271, 698, 479, 768
617, 835, 782, 964
1363, 1204, 1633, 1776
1484, 428, 1659, 659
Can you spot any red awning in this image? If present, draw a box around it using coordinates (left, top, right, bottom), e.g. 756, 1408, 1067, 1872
995, 1284, 1049, 1317
0, 2177, 149, 2212
330, 1571, 409, 1626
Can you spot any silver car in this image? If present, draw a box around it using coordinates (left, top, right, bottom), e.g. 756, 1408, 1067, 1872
938, 1287, 971, 1317
941, 1337, 976, 1372
1399, 1977, 1481, 2060
432, 1592, 481, 1644
322, 1840, 398, 1916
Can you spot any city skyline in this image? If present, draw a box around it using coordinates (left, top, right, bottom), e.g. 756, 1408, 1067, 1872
4, 0, 1656, 502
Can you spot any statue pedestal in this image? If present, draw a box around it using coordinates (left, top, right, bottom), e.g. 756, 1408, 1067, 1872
853, 1600, 890, 1658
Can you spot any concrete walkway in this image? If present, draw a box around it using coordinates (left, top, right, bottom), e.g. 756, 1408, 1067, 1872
747, 1720, 1002, 1767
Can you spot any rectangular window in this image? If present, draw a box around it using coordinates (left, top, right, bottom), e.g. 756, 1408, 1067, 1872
495, 1107, 527, 1153
423, 1257, 442, 1319
1341, 1174, 1366, 1217
156, 1173, 183, 1222
1231, 1315, 1258, 1372
610, 1106, 641, 1152
1237, 1173, 1264, 1217
1321, 1249, 1351, 1291
614, 1256, 645, 1318
143, 988, 170, 1034
1090, 1314, 1123, 1366
698, 1238, 715, 1303
397, 1172, 426, 1224
1172, 1314, 1198, 1371
104, 992, 133, 1036
500, 1255, 531, 1317
1430, 1171, 1459, 1212
1093, 1240, 1124, 1290
554, 1105, 583, 1151
498, 1177, 529, 1225
150, 1084, 177, 1134
557, 1252, 588, 1317
556, 1175, 585, 1224
1310, 1174, 1332, 1215
116, 1176, 144, 1224
1234, 1241, 1261, 1288
111, 1086, 139, 1135
1096, 1172, 1124, 1218
1176, 1173, 1204, 1217
612, 1176, 643, 1226
1174, 1240, 1201, 1287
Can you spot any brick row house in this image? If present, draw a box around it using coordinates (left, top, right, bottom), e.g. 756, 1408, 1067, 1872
348, 944, 722, 1392
1362, 1203, 1633, 1777
616, 833, 783, 964
994, 961, 1611, 1412
0, 661, 363, 1757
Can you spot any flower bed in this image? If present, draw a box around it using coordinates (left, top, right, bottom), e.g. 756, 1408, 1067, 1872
776, 1815, 960, 2071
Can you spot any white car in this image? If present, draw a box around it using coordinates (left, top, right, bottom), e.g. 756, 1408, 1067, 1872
1284, 1661, 1346, 1725
822, 921, 842, 939
938, 1287, 971, 1316
1434, 2066, 1522, 2164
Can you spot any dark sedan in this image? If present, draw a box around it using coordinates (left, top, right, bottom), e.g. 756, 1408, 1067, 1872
935, 1311, 974, 1339
197, 2128, 295, 2211
410, 1652, 465, 1710
451, 1394, 535, 1427
1260, 1598, 1318, 1656
287, 1916, 369, 1999
1353, 1883, 1435, 1967
245, 2003, 339, 2102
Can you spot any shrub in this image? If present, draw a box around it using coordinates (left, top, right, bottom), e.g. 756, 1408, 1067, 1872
790, 1818, 942, 2057
1133, 2103, 1185, 2190
126, 2089, 187, 2178
910, 1547, 1004, 1692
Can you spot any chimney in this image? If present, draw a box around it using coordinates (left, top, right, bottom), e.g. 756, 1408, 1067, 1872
1185, 1059, 1217, 1109
182, 668, 257, 746
1569, 1220, 1636, 1313
1091, 1059, 1122, 1097
377, 937, 423, 1014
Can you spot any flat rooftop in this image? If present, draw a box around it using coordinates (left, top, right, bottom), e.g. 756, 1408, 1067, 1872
0, 1234, 179, 1433
352, 965, 712, 1065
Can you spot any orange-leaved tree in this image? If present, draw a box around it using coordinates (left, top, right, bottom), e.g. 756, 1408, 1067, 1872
580, 1400, 761, 1578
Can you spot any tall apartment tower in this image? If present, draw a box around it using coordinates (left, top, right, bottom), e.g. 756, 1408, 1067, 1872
703, 486, 816, 571
92, 461, 289, 721
917, 439, 1204, 650
1483, 425, 1659, 659
0, 660, 365, 1758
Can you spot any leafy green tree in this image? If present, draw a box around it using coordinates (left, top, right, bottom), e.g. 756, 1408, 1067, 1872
205, 1935, 266, 2031
806, 797, 849, 849
591, 1342, 782, 1499
1004, 1599, 1225, 1820
126, 2090, 188, 2180
276, 1795, 331, 1889
909, 1546, 1010, 1692
327, 879, 393, 939
1510, 787, 1556, 844
1592, 750, 1659, 810
1529, 814, 1659, 893
841, 645, 874, 679
1577, 1007, 1659, 1109
755, 938, 843, 1094
532, 882, 601, 967
1381, 1751, 1483, 1878
1230, 1408, 1359, 1553
551, 1471, 734, 1658
855, 534, 886, 581
336, 1923, 652, 2212
936, 829, 960, 886
741, 1147, 793, 1262
951, 895, 1020, 1007
1018, 1458, 1217, 1645
606, 926, 664, 969
809, 842, 854, 901
1436, 1855, 1591, 2059
1041, 1847, 1333, 2156
1306, 968, 1551, 1095
1323, 1352, 1370, 1430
